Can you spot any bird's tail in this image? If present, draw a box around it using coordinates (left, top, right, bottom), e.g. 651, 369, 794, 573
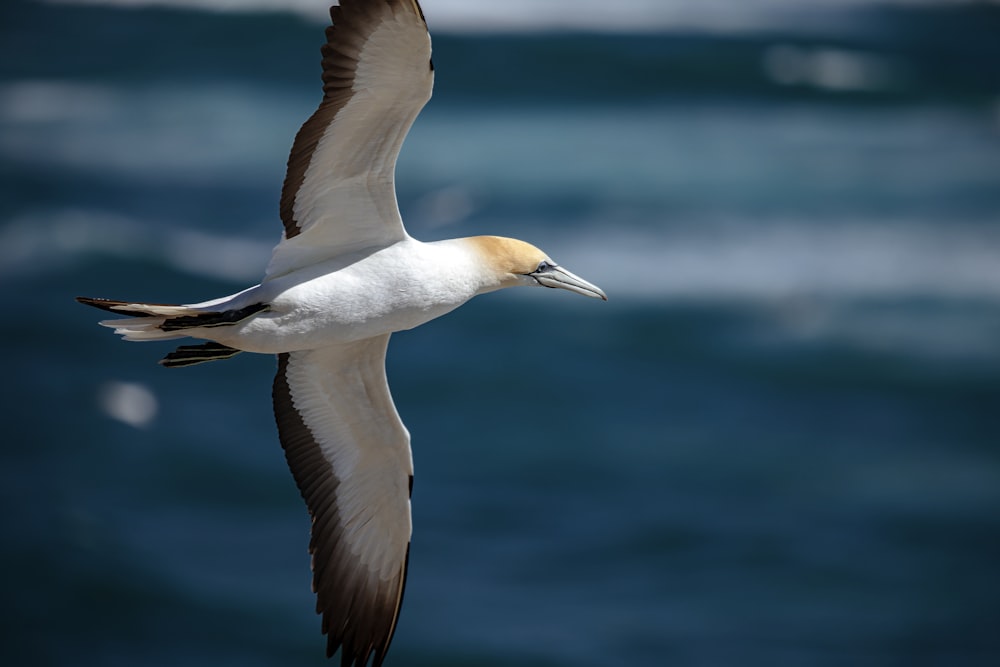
76, 297, 267, 367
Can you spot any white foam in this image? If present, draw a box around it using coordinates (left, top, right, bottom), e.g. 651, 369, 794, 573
98, 380, 159, 429
44, 0, 982, 33
10, 206, 998, 364
0, 80, 295, 183
762, 45, 910, 93
7, 204, 1000, 304
550, 219, 1000, 303
0, 209, 272, 282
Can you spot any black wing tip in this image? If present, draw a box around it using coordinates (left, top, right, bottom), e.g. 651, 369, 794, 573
76, 296, 124, 312
324, 638, 387, 667
320, 543, 410, 666
328, 0, 428, 29
160, 342, 242, 368
274, 352, 411, 667
159, 302, 269, 332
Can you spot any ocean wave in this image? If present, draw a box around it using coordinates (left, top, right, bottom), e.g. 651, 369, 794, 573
556, 219, 1000, 302
8, 206, 999, 305
0, 209, 273, 282
43, 0, 986, 33
0, 80, 297, 183
6, 206, 998, 367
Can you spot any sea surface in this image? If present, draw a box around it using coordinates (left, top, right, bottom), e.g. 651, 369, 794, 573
2, 1, 1000, 666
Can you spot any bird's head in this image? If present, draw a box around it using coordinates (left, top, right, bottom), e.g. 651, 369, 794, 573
466, 236, 607, 301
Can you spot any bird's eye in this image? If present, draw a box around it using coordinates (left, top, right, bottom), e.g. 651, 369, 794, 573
535, 261, 553, 273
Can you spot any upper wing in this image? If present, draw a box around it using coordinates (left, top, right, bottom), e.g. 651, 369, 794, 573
267, 0, 434, 279
273, 337, 413, 666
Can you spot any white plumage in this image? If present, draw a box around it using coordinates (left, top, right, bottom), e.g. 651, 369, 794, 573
78, 1, 605, 665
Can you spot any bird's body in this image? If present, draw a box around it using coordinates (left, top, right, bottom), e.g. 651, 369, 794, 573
231, 237, 483, 351
78, 1, 605, 665
113, 237, 507, 352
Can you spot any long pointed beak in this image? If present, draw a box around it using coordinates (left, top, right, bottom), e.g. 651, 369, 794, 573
535, 265, 607, 301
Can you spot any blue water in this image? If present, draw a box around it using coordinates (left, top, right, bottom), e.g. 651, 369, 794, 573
3, 1, 1000, 665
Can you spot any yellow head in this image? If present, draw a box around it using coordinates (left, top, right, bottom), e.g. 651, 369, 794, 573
463, 235, 607, 300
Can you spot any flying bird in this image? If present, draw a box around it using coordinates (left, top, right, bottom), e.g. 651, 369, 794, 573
77, 0, 605, 664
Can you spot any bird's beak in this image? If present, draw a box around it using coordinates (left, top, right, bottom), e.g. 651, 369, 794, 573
534, 265, 608, 301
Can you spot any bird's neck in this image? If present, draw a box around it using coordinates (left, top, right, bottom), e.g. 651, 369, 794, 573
428, 237, 521, 295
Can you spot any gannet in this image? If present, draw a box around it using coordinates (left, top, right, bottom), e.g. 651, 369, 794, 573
77, 1, 605, 664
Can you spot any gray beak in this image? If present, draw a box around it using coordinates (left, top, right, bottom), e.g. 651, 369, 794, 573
533, 265, 608, 301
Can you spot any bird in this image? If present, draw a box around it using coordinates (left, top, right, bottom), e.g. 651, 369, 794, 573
76, 1, 606, 665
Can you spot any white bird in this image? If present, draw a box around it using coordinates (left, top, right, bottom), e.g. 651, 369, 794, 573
77, 1, 606, 665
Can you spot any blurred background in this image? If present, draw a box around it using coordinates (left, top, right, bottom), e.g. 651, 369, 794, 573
2, 0, 1000, 665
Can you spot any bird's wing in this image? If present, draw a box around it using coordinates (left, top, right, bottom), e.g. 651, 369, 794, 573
273, 336, 413, 666
266, 0, 434, 280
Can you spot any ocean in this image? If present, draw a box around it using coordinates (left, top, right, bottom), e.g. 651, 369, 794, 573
2, 0, 1000, 665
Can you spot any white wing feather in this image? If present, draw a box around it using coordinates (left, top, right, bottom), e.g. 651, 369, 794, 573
274, 336, 412, 663
266, 0, 434, 279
